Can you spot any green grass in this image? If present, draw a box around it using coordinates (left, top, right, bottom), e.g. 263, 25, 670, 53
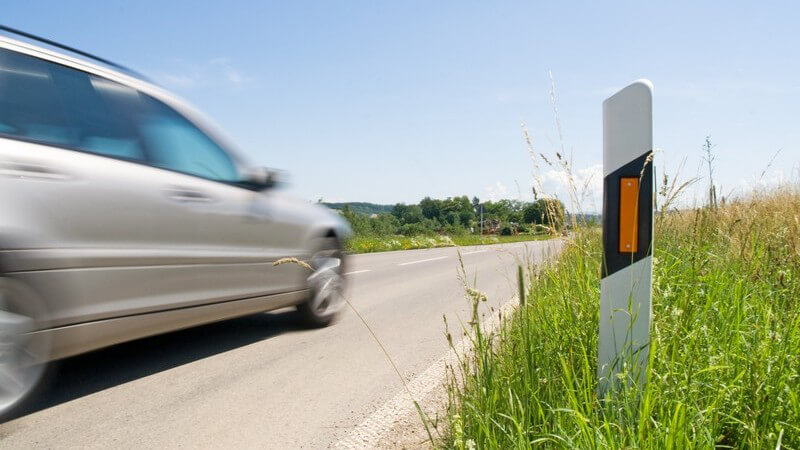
443, 187, 800, 448
345, 233, 552, 254
450, 233, 552, 247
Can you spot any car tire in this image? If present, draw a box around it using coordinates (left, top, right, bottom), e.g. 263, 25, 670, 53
0, 277, 52, 422
296, 239, 346, 328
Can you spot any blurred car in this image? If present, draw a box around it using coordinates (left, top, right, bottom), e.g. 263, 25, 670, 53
0, 28, 351, 418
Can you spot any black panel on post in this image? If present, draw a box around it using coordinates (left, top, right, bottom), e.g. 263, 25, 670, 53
601, 150, 653, 278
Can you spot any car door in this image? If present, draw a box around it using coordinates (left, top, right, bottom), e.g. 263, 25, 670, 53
0, 47, 179, 328
126, 93, 309, 308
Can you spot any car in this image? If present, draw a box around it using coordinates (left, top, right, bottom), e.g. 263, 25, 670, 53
0, 27, 351, 419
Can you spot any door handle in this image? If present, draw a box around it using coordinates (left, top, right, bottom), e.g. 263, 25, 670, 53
163, 187, 214, 203
0, 160, 72, 181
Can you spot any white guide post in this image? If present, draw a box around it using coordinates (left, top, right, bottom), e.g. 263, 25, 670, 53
598, 80, 654, 396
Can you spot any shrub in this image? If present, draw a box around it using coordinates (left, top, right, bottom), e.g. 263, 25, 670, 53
398, 222, 433, 236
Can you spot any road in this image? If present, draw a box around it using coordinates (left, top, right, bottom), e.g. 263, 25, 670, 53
0, 240, 560, 448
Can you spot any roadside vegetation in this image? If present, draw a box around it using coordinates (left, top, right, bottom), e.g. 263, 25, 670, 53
346, 233, 552, 254
443, 184, 800, 448
328, 196, 569, 254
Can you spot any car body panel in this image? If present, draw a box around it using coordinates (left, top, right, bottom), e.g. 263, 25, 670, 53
30, 289, 309, 361
0, 137, 313, 329
0, 34, 351, 359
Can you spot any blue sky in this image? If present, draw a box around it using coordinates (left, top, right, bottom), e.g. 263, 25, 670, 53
6, 1, 799, 211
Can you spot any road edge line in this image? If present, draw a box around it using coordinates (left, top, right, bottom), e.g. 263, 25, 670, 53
333, 297, 518, 449
344, 270, 372, 275
397, 256, 449, 266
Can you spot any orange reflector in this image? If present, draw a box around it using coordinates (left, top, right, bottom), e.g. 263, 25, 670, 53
619, 177, 639, 253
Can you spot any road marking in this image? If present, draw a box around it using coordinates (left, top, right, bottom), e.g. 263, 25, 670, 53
397, 256, 448, 266
460, 249, 487, 255
334, 298, 518, 449
344, 269, 372, 275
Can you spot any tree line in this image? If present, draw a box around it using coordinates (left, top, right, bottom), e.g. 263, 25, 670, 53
339, 196, 565, 237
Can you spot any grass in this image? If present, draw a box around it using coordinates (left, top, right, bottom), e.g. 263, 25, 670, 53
451, 233, 552, 247
442, 186, 800, 448
345, 233, 552, 254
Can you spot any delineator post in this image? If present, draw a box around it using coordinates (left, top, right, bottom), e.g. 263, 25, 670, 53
598, 80, 654, 395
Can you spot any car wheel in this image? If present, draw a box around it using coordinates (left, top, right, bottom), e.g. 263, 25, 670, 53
0, 277, 50, 421
296, 240, 346, 327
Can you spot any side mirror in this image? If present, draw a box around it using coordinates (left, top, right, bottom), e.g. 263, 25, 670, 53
244, 167, 285, 190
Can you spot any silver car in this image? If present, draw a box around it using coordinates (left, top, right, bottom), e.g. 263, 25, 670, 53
0, 29, 351, 418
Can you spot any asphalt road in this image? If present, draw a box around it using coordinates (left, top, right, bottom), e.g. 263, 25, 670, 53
0, 240, 561, 448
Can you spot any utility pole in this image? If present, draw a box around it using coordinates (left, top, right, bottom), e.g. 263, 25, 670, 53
479, 204, 484, 235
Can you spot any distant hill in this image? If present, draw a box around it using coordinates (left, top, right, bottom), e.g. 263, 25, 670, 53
322, 202, 394, 216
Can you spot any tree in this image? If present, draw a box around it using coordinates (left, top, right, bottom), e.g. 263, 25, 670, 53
419, 197, 442, 220
482, 201, 507, 221
369, 214, 400, 235
522, 202, 544, 225
392, 203, 424, 224
445, 211, 459, 226
453, 195, 475, 226
523, 198, 565, 231
459, 210, 474, 227
345, 195, 566, 238
341, 205, 371, 235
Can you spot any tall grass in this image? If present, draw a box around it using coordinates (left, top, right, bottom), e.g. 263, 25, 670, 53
444, 185, 800, 448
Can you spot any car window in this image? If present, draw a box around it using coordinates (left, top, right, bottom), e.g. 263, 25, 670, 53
133, 96, 240, 182
0, 47, 240, 183
0, 47, 145, 161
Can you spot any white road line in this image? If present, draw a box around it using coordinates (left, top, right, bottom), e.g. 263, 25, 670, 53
397, 256, 448, 266
334, 298, 518, 449
344, 269, 372, 275
460, 249, 487, 255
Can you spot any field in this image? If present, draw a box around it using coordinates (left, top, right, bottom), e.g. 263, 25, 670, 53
442, 187, 800, 448
344, 233, 552, 254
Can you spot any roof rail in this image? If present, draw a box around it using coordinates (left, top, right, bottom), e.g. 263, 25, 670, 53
0, 24, 150, 82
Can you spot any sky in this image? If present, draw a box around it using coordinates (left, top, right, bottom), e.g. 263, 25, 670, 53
5, 1, 799, 212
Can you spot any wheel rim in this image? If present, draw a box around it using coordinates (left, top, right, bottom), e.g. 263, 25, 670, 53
0, 280, 47, 415
307, 252, 345, 317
